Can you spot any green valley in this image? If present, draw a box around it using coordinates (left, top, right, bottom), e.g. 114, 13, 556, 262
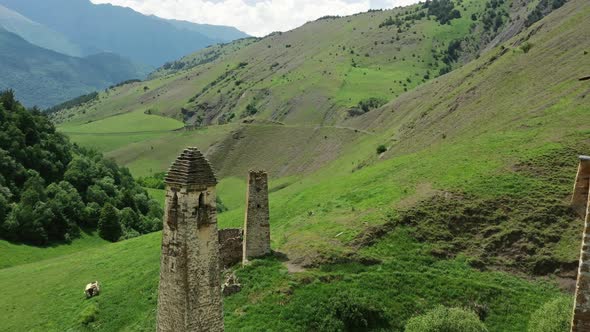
1, 0, 588, 330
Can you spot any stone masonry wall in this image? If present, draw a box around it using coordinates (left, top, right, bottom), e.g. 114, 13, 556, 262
157, 148, 224, 332
218, 228, 243, 268
243, 170, 271, 261
572, 157, 590, 332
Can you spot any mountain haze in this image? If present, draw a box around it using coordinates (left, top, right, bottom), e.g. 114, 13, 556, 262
0, 27, 149, 108
0, 4, 83, 57
0, 0, 249, 67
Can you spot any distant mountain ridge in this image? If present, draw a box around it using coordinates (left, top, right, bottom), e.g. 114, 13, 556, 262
0, 27, 149, 108
0, 0, 249, 67
0, 4, 85, 57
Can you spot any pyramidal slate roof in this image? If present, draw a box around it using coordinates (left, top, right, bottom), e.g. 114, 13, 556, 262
165, 147, 217, 186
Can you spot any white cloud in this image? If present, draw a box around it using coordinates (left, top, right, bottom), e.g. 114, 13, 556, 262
90, 0, 420, 37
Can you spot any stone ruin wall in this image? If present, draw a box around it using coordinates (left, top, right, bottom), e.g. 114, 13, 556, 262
218, 228, 243, 268
572, 156, 590, 332
243, 170, 271, 261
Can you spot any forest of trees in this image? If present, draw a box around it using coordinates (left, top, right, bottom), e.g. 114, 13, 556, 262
0, 90, 163, 245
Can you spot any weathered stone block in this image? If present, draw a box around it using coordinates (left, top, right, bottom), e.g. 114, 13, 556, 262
219, 228, 243, 268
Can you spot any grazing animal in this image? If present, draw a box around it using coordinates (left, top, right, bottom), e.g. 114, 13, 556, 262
85, 281, 100, 298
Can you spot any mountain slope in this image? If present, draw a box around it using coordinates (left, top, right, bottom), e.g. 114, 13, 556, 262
1, 0, 588, 330
160, 17, 249, 42
0, 0, 248, 67
0, 4, 82, 56
52, 0, 541, 180
53, 0, 525, 129
0, 27, 149, 108
54, 0, 590, 271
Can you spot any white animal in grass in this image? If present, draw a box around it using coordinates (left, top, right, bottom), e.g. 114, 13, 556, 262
85, 281, 100, 298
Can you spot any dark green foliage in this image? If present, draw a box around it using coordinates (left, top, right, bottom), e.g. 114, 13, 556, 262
120, 207, 144, 238
525, 0, 566, 27
379, 16, 400, 28
83, 202, 102, 229
45, 181, 85, 241
0, 91, 163, 244
443, 39, 463, 64
527, 297, 572, 332
137, 173, 166, 190
439, 65, 452, 76
405, 306, 488, 332
108, 79, 142, 90
245, 103, 258, 116
348, 98, 387, 117
45, 92, 98, 114
424, 0, 462, 24
0, 193, 8, 229
216, 196, 228, 213
377, 145, 387, 154
98, 203, 121, 242
359, 98, 387, 113
137, 171, 227, 214
521, 42, 533, 53
480, 0, 508, 33
307, 290, 390, 331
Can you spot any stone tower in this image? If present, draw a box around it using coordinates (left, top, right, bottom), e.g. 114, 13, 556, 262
157, 148, 224, 332
572, 156, 590, 332
243, 170, 271, 262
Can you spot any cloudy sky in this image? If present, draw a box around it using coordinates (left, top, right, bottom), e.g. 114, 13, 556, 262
90, 0, 420, 37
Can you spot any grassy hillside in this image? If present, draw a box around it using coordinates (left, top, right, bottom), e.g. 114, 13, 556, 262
50, 0, 518, 179
1, 0, 588, 330
53, 0, 490, 127
47, 0, 588, 261
0, 228, 564, 331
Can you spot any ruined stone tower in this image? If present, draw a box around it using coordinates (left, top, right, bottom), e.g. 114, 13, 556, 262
572, 156, 590, 332
157, 148, 224, 332
243, 170, 271, 262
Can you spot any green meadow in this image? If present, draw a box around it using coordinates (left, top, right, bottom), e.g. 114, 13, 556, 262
1, 0, 589, 330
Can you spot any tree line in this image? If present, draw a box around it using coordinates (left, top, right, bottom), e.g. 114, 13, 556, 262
0, 90, 163, 244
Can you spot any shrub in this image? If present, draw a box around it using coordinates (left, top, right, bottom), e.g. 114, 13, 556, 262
425, 0, 462, 24
308, 290, 389, 331
137, 172, 166, 189
245, 103, 258, 116
349, 98, 387, 117
528, 297, 572, 332
405, 306, 488, 332
78, 303, 99, 325
98, 203, 121, 242
216, 196, 228, 213
520, 42, 533, 53
377, 145, 387, 154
